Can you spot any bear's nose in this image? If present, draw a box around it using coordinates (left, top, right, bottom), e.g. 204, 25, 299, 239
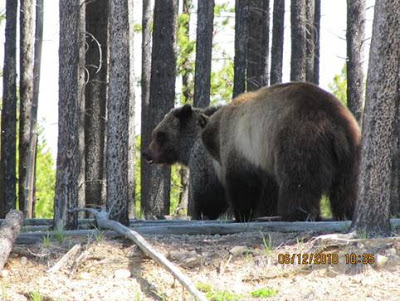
142, 150, 153, 164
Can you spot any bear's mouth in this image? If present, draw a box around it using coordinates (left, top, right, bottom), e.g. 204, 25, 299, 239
146, 159, 154, 164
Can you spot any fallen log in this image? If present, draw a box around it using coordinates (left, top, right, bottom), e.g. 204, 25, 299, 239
0, 210, 24, 271
70, 209, 208, 301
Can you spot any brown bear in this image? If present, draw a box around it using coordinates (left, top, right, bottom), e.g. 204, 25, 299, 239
198, 82, 361, 222
142, 105, 228, 219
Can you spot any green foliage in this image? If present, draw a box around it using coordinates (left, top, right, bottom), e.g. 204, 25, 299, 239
35, 136, 56, 218
320, 196, 332, 218
170, 165, 182, 215
251, 287, 278, 298
135, 135, 142, 218
176, 9, 196, 105
210, 60, 234, 105
328, 65, 347, 105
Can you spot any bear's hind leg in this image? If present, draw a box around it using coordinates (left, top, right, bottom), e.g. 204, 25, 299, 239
277, 182, 323, 221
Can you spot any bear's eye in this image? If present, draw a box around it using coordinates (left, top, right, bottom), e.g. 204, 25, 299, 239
156, 132, 167, 145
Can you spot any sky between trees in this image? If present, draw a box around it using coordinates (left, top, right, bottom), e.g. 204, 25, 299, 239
0, 0, 375, 160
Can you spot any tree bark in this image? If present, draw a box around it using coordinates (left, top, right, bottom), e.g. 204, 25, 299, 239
247, 0, 270, 91
233, 0, 248, 97
19, 0, 35, 217
85, 0, 108, 210
312, 0, 320, 84
350, 0, 400, 237
0, 210, 24, 271
346, 0, 366, 124
194, 0, 214, 107
128, 0, 136, 218
290, 0, 307, 81
140, 0, 154, 218
181, 0, 193, 103
54, 0, 83, 229
106, 0, 131, 225
270, 0, 285, 85
0, 0, 18, 218
141, 0, 177, 219
26, 0, 44, 218
305, 0, 314, 82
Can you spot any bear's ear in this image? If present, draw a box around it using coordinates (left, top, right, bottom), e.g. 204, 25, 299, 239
198, 114, 209, 128
174, 104, 192, 120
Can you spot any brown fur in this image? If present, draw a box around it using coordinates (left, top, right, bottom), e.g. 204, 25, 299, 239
199, 82, 360, 221
143, 105, 228, 219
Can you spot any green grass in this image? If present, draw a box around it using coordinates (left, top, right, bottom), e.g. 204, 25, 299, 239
251, 287, 278, 298
196, 282, 243, 301
54, 227, 65, 244
260, 232, 274, 256
30, 291, 44, 301
42, 232, 52, 247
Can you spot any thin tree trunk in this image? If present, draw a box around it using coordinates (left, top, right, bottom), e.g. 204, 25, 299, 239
270, 0, 285, 85
77, 2, 86, 218
141, 0, 177, 218
312, 0, 320, 84
350, 0, 400, 237
140, 0, 154, 218
181, 0, 193, 103
0, 0, 18, 218
194, 0, 214, 107
233, 0, 248, 97
305, 0, 314, 82
54, 0, 83, 229
290, 0, 307, 81
19, 0, 35, 217
128, 0, 136, 219
107, 0, 130, 225
85, 0, 108, 210
27, 0, 44, 218
346, 0, 365, 124
247, 0, 270, 90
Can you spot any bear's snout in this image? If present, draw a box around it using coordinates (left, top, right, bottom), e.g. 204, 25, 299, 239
142, 149, 154, 164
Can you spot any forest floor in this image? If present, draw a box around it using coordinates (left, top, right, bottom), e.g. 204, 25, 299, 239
1, 224, 400, 301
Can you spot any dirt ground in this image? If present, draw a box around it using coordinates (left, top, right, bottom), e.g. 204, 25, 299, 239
1, 227, 400, 301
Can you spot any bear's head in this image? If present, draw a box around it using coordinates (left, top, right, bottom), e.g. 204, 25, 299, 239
143, 104, 219, 165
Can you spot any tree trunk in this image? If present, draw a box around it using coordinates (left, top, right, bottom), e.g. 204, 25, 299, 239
181, 0, 193, 103
54, 0, 83, 229
106, 0, 131, 225
140, 0, 154, 218
312, 0, 320, 84
19, 0, 35, 217
346, 0, 366, 124
305, 0, 314, 82
247, 0, 270, 91
233, 0, 248, 97
141, 0, 177, 219
0, 0, 18, 218
85, 0, 108, 210
194, 0, 214, 107
350, 0, 400, 237
290, 0, 307, 81
27, 0, 44, 218
127, 0, 136, 218
176, 166, 189, 216
270, 0, 285, 85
